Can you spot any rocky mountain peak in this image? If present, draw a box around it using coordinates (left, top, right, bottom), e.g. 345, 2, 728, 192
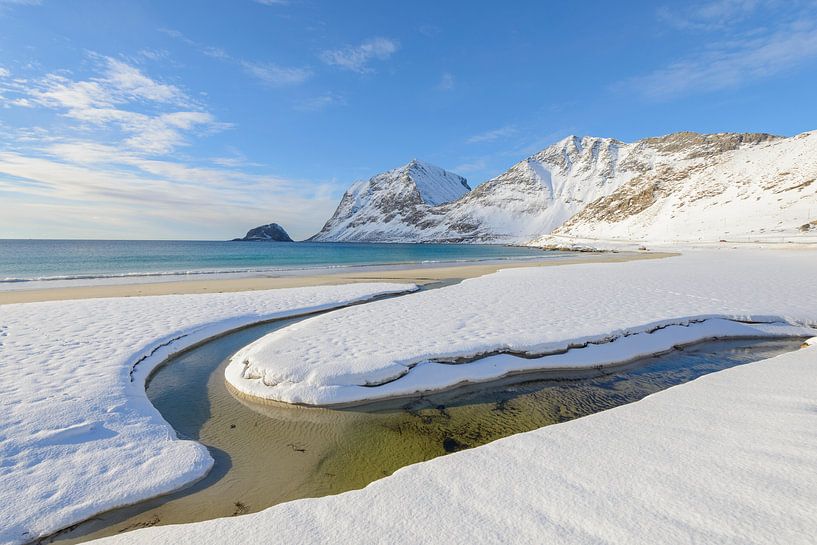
310, 161, 470, 242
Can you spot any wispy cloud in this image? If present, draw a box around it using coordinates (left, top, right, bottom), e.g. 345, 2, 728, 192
293, 92, 345, 112
134, 48, 171, 62
620, 19, 817, 100
656, 0, 766, 31
253, 0, 289, 5
466, 125, 517, 144
161, 28, 311, 87
453, 158, 487, 174
320, 37, 398, 73
437, 72, 455, 91
240, 60, 312, 86
0, 0, 41, 9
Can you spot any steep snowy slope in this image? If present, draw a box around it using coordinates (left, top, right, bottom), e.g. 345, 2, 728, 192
312, 131, 815, 244
549, 131, 817, 243
310, 160, 470, 242
428, 136, 637, 241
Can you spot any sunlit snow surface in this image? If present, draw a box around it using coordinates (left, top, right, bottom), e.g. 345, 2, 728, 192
227, 250, 817, 405
0, 283, 415, 545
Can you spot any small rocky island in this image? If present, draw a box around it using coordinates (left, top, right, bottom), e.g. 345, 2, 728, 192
232, 223, 294, 242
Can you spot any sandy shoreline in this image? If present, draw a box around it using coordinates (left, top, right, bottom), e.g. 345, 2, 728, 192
0, 251, 671, 305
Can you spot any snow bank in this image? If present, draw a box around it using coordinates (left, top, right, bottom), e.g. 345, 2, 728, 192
227, 250, 817, 405
0, 282, 415, 545
94, 337, 817, 545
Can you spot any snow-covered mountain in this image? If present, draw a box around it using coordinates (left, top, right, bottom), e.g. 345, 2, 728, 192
311, 159, 470, 242
541, 131, 817, 243
312, 131, 817, 244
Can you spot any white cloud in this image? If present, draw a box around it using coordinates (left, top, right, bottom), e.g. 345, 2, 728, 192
5, 56, 224, 155
240, 60, 312, 86
466, 125, 517, 144
0, 67, 9, 78
320, 37, 399, 73
621, 19, 817, 100
437, 72, 455, 91
253, 0, 289, 5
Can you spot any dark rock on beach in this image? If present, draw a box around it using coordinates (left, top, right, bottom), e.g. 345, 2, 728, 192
232, 223, 293, 242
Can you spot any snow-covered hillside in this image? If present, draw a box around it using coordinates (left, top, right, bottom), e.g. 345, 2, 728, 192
547, 131, 817, 243
312, 131, 817, 244
310, 159, 470, 242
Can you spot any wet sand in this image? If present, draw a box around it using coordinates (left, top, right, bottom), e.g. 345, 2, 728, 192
0, 251, 671, 304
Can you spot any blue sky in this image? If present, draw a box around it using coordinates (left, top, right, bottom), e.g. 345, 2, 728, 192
1, 0, 817, 239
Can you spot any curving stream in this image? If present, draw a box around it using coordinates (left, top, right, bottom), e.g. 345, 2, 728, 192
46, 313, 805, 544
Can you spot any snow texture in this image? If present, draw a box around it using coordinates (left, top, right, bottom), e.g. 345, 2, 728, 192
96, 285, 817, 544
228, 250, 817, 405
0, 282, 415, 545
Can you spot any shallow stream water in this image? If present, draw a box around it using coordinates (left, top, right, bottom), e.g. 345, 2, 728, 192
47, 316, 804, 544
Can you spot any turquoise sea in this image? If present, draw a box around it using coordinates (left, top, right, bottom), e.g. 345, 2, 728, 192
0, 240, 554, 284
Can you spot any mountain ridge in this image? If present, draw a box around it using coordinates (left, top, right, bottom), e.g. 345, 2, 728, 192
311, 130, 815, 244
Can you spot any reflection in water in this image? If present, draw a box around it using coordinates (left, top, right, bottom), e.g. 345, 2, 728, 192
48, 316, 804, 544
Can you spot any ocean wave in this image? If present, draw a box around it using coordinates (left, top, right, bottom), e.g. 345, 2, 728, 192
0, 267, 334, 284
0, 254, 554, 284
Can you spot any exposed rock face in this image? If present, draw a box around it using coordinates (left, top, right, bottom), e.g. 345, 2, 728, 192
233, 223, 293, 242
312, 131, 817, 244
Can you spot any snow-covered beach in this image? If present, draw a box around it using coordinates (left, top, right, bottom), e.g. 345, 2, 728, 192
226, 249, 817, 406
0, 283, 415, 545
1, 248, 816, 545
